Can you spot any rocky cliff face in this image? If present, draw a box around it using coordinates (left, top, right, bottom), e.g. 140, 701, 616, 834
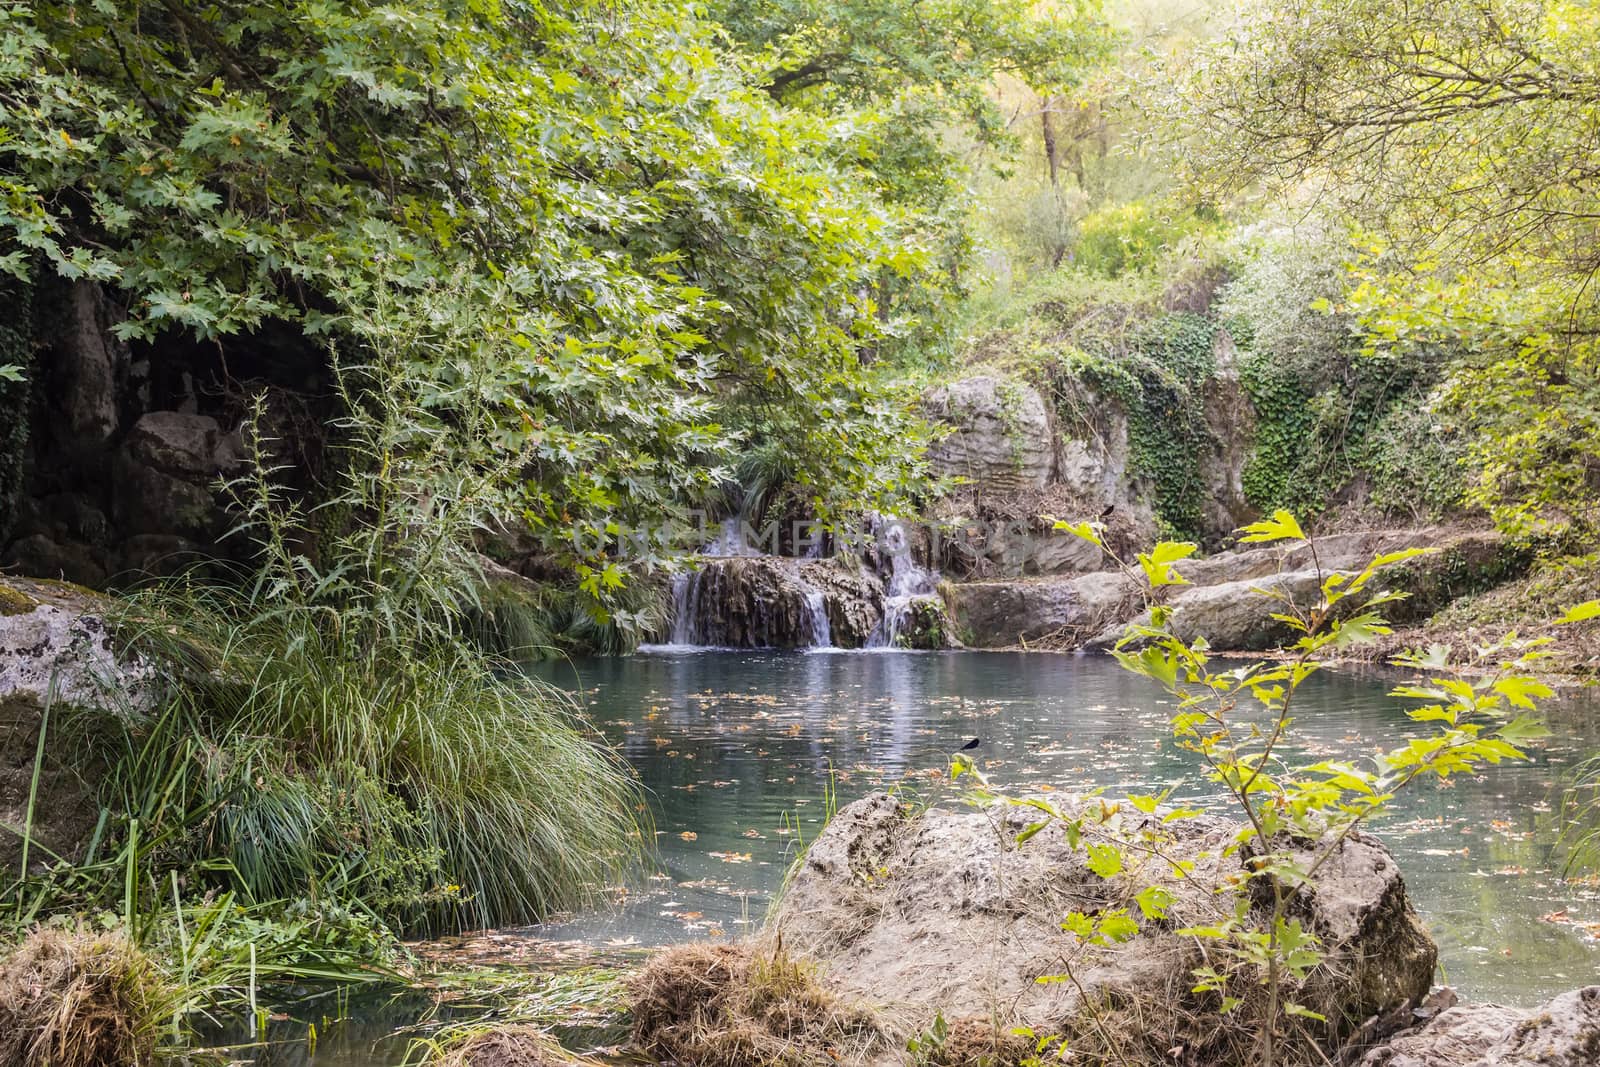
1, 280, 327, 588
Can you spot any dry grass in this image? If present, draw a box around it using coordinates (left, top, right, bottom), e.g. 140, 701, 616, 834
0, 928, 165, 1067
934, 1016, 1036, 1066
428, 1024, 603, 1067
628, 941, 886, 1067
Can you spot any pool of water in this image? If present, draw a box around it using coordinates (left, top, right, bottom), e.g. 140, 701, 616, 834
210, 648, 1600, 1064
530, 648, 1600, 1005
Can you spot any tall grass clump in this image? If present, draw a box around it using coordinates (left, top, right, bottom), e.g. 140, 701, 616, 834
24, 282, 644, 936
74, 589, 643, 933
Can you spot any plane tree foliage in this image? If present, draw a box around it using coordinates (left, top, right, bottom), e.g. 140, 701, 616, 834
0, 0, 1105, 588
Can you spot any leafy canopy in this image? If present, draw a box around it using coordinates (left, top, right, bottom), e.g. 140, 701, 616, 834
1168, 0, 1600, 539
6, 0, 1078, 576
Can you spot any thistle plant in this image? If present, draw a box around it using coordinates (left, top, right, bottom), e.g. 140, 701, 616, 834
955, 511, 1568, 1066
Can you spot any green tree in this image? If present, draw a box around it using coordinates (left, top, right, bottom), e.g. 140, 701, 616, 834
0, 0, 937, 589
1168, 0, 1600, 538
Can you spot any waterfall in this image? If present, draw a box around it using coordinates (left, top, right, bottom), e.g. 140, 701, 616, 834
655, 518, 835, 650
865, 519, 940, 649
803, 587, 832, 646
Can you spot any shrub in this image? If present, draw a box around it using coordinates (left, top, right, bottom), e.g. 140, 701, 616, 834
1073, 200, 1217, 278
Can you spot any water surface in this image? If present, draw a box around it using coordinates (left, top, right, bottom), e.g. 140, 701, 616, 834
533, 649, 1600, 1005
217, 648, 1600, 1064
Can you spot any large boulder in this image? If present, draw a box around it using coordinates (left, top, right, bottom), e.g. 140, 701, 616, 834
946, 570, 1138, 648
124, 411, 244, 479
0, 577, 146, 874
1363, 987, 1600, 1067
925, 376, 1055, 496
771, 793, 1436, 1065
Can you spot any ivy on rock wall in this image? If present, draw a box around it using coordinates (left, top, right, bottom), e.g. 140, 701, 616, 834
1236, 339, 1459, 523
1115, 313, 1216, 541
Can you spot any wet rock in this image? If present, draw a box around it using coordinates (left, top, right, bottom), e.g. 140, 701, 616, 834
947, 570, 1137, 648
1361, 986, 1600, 1066
669, 556, 880, 649
798, 560, 884, 647
925, 376, 1055, 495
773, 793, 1435, 1064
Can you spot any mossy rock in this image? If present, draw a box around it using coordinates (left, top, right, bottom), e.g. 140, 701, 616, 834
0, 582, 39, 617
895, 596, 951, 650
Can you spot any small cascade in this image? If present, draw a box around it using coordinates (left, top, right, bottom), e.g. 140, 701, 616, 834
657, 518, 836, 650
866, 519, 941, 649
802, 586, 832, 646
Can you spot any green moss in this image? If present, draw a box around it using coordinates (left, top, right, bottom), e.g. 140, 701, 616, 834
0, 582, 39, 616
894, 598, 949, 650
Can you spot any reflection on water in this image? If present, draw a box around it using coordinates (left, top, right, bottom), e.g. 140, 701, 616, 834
530, 649, 1600, 1006
207, 649, 1600, 1064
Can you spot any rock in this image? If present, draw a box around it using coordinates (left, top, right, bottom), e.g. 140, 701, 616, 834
925, 376, 1055, 495
4, 533, 108, 588
118, 534, 205, 578
668, 556, 881, 649
0, 576, 149, 722
55, 281, 126, 448
124, 411, 243, 478
938, 513, 1107, 579
111, 453, 221, 538
1196, 329, 1257, 542
0, 577, 148, 874
773, 793, 1435, 1064
798, 559, 884, 647
947, 570, 1138, 648
1361, 987, 1600, 1066
1361, 1001, 1532, 1066
1476, 986, 1600, 1065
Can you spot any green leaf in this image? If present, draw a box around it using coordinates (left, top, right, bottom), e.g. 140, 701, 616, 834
1137, 541, 1198, 587
1557, 600, 1600, 625
1134, 885, 1173, 920
1283, 1003, 1328, 1021
1054, 520, 1103, 547
1086, 842, 1124, 878
1237, 510, 1306, 544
